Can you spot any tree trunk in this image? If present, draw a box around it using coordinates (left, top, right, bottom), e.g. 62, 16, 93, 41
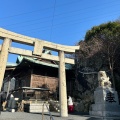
110, 68, 115, 89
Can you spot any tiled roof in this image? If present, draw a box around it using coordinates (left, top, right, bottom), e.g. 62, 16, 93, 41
17, 55, 73, 70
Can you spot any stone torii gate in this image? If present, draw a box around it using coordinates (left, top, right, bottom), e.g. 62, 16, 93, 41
0, 28, 79, 117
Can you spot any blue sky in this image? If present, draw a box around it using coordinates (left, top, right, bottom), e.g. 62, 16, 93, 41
0, 0, 120, 63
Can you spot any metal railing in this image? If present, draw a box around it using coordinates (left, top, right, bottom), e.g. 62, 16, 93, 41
42, 102, 54, 120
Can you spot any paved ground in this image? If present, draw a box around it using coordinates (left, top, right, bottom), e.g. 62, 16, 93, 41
0, 111, 120, 120
0, 111, 102, 120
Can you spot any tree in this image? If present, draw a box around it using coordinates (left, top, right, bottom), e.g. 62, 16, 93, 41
80, 21, 120, 89
73, 21, 120, 112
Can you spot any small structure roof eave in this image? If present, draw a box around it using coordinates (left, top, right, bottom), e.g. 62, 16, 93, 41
6, 62, 18, 67
11, 87, 50, 92
6, 62, 18, 70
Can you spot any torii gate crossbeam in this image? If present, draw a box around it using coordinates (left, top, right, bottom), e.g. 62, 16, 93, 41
0, 28, 79, 117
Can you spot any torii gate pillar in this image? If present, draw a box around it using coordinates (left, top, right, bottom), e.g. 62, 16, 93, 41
0, 38, 11, 91
59, 51, 68, 117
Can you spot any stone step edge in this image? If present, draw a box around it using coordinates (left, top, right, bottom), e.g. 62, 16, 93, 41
90, 115, 120, 119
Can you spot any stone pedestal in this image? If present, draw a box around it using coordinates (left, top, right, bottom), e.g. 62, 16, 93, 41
24, 101, 49, 113
89, 87, 120, 118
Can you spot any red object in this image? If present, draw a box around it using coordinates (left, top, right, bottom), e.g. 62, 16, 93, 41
68, 105, 74, 113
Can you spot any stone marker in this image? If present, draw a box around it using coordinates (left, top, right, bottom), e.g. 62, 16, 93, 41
89, 71, 120, 120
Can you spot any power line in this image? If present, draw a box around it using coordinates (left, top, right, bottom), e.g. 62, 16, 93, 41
1, 0, 118, 28
50, 0, 56, 41
6, 12, 117, 41
0, 0, 80, 20
0, 6, 119, 36
13, 11, 120, 33
1, 3, 120, 33
0, 0, 119, 41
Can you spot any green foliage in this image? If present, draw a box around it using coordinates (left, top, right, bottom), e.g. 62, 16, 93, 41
85, 21, 120, 41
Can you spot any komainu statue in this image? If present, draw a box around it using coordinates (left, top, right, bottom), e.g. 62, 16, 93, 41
98, 71, 111, 87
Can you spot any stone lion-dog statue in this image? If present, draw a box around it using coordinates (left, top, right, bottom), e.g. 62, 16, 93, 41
98, 71, 111, 87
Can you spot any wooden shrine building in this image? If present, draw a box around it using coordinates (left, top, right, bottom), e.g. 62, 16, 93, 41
3, 50, 75, 101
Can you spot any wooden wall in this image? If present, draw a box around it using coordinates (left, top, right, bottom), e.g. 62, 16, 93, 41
31, 74, 58, 92
15, 69, 31, 88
